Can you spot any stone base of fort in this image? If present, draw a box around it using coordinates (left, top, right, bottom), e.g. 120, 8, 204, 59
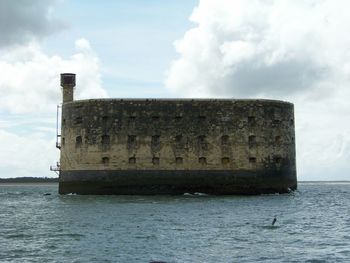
59, 170, 297, 195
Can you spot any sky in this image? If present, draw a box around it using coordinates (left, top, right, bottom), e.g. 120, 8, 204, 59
0, 0, 349, 181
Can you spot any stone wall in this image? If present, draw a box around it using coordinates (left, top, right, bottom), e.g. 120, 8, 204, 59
60, 99, 296, 176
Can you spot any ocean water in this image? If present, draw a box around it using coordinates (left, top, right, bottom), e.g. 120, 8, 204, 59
0, 183, 349, 263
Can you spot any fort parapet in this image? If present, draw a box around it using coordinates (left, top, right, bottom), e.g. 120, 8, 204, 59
57, 73, 297, 194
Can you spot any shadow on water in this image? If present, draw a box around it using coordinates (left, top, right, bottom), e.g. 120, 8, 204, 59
260, 225, 280, 230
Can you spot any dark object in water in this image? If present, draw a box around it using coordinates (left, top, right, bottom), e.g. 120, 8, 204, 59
272, 216, 277, 225
43, 193, 51, 196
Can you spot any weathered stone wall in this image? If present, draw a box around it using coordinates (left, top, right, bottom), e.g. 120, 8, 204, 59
60, 99, 296, 176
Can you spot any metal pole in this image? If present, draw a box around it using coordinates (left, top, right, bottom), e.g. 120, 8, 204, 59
56, 105, 59, 143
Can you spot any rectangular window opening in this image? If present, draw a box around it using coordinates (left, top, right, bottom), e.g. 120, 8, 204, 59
176, 157, 183, 165
75, 136, 82, 148
221, 135, 229, 145
248, 116, 255, 125
101, 135, 110, 145
175, 135, 182, 143
273, 119, 281, 125
199, 157, 207, 165
129, 157, 136, 164
152, 135, 160, 145
75, 117, 82, 124
128, 135, 136, 144
274, 156, 282, 164
248, 135, 256, 146
198, 115, 206, 121
221, 157, 230, 165
275, 136, 282, 144
102, 157, 109, 165
249, 157, 257, 163
198, 135, 206, 143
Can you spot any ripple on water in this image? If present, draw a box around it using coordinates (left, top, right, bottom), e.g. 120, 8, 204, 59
1, 183, 350, 262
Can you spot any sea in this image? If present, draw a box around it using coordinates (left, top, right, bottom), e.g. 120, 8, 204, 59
0, 182, 349, 263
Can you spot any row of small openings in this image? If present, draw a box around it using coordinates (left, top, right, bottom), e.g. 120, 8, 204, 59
66, 115, 246, 125
127, 135, 229, 144
123, 115, 268, 124
75, 135, 110, 148
130, 115, 290, 124
96, 114, 205, 122
67, 114, 294, 125
248, 135, 283, 145
68, 115, 294, 127
73, 134, 229, 147
101, 156, 281, 165
123, 157, 232, 165
248, 157, 282, 163
248, 116, 295, 126
73, 134, 282, 148
129, 114, 207, 121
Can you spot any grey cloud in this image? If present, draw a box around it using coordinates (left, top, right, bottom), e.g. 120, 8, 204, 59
0, 0, 64, 47
220, 58, 330, 97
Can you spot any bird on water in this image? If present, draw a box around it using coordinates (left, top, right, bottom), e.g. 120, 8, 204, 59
272, 216, 277, 226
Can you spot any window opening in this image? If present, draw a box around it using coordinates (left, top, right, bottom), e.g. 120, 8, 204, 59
199, 157, 207, 165
221, 135, 229, 145
248, 135, 256, 146
102, 157, 109, 165
101, 135, 110, 145
198, 135, 206, 143
152, 115, 160, 121
75, 136, 82, 148
275, 136, 282, 144
248, 116, 255, 125
152, 135, 160, 145
128, 135, 136, 144
176, 157, 183, 165
221, 157, 230, 165
249, 157, 257, 163
75, 117, 82, 124
175, 135, 182, 143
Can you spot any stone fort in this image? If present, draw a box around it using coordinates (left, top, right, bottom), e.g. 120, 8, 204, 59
56, 73, 297, 194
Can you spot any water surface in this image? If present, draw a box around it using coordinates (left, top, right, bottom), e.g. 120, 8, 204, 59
0, 183, 349, 262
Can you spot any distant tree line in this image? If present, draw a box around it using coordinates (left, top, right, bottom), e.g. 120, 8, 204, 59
0, 177, 58, 183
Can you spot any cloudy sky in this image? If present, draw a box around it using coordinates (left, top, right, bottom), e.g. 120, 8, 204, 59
0, 0, 349, 181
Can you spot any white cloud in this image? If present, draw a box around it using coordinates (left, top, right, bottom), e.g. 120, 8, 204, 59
0, 129, 58, 178
0, 38, 108, 177
0, 1, 110, 178
0, 38, 108, 114
166, 0, 350, 180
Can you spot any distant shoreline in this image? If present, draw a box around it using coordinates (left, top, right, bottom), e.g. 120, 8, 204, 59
0, 177, 58, 183
0, 177, 348, 184
299, 181, 350, 183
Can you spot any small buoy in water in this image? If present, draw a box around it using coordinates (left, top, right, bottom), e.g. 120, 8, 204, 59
272, 216, 277, 226
43, 193, 51, 196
